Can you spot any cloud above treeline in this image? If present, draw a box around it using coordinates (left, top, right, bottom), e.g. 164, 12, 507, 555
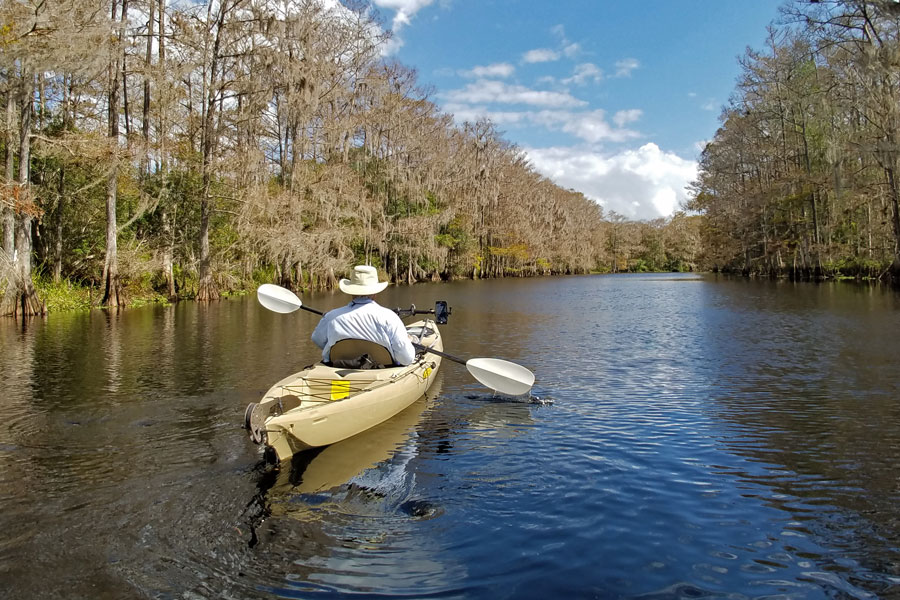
443, 81, 587, 108
440, 79, 695, 219
435, 64, 697, 219
460, 63, 515, 79
523, 48, 561, 63
372, 0, 435, 34
524, 144, 698, 220
368, 5, 698, 221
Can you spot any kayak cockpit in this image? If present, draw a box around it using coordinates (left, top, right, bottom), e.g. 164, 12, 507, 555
244, 319, 443, 461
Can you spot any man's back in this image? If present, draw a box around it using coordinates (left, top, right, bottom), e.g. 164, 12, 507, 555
311, 298, 415, 366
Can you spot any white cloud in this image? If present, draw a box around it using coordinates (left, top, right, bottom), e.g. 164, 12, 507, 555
614, 58, 639, 78
371, 0, 435, 52
562, 62, 603, 85
442, 80, 587, 108
563, 42, 581, 58
461, 63, 515, 79
701, 99, 719, 111
441, 103, 528, 125
557, 109, 640, 144
373, 0, 435, 30
523, 143, 698, 220
613, 109, 642, 127
442, 104, 640, 144
522, 48, 561, 63
549, 24, 579, 58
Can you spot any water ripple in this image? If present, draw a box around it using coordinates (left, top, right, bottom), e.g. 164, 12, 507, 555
2, 276, 900, 598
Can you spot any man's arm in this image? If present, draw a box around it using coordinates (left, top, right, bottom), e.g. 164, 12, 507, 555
385, 313, 416, 365
311, 314, 329, 349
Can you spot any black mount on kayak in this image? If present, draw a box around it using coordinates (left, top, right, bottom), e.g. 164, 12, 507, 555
393, 301, 451, 324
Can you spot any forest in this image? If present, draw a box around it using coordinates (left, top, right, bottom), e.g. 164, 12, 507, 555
4, 1, 900, 318
0, 0, 707, 317
692, 0, 900, 283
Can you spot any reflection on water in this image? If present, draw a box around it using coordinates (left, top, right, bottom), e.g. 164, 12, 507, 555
1, 275, 899, 598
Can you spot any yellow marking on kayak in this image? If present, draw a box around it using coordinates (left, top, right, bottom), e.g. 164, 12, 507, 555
330, 379, 350, 401
423, 367, 432, 379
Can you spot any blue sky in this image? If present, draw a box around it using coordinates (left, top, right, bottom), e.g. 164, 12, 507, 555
366, 0, 785, 221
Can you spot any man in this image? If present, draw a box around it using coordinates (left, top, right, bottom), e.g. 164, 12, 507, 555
311, 265, 416, 366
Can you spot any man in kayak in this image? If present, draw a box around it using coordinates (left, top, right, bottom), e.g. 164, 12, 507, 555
311, 265, 416, 367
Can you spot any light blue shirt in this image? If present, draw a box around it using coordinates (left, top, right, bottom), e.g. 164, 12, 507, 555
311, 298, 416, 366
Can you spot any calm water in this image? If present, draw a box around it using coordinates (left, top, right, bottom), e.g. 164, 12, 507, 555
1, 274, 899, 599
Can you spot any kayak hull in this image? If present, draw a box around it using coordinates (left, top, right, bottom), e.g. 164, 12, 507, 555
246, 320, 442, 462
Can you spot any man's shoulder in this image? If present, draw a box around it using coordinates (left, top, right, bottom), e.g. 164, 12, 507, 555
326, 302, 357, 317
361, 301, 401, 320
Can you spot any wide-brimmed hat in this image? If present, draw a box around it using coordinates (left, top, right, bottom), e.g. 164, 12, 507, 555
339, 265, 390, 295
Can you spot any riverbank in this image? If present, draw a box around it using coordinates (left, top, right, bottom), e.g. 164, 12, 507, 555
22, 266, 686, 315
20, 261, 900, 317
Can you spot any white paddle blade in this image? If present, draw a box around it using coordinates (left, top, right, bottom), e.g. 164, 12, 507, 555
465, 358, 535, 396
257, 284, 303, 314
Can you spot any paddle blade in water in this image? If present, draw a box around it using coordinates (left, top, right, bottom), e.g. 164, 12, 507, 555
257, 284, 302, 314
465, 357, 535, 396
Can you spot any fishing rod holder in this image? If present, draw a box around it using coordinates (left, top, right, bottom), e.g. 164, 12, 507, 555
393, 301, 451, 324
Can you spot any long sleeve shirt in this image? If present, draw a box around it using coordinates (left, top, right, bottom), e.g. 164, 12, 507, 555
311, 298, 416, 366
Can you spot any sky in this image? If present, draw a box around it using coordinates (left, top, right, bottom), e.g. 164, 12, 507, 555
366, 0, 786, 221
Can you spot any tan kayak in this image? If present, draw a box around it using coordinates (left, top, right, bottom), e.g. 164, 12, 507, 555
244, 320, 442, 462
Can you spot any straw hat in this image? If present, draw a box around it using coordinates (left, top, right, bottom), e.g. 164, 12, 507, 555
339, 265, 390, 295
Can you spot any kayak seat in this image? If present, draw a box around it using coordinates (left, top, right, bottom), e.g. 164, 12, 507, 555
329, 339, 394, 369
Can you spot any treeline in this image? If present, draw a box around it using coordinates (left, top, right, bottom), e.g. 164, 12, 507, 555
0, 0, 701, 316
691, 0, 900, 282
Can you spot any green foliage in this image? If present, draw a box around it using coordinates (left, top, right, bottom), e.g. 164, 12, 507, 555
629, 258, 652, 273
124, 268, 170, 307
348, 240, 385, 269
436, 217, 472, 251
173, 263, 197, 298
35, 278, 93, 313
664, 258, 692, 273
128, 293, 171, 309
433, 233, 458, 248
251, 265, 277, 286
417, 256, 439, 274
821, 257, 886, 279
386, 190, 441, 219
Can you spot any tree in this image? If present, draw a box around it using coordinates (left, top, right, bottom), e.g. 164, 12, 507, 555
0, 69, 44, 316
101, 0, 127, 307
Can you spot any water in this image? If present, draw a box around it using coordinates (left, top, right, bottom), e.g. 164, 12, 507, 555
1, 274, 899, 598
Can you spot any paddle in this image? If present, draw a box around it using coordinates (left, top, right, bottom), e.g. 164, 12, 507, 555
256, 283, 535, 395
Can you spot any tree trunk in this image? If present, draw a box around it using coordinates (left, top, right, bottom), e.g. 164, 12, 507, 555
2, 91, 15, 257
196, 172, 218, 300
53, 76, 72, 283
141, 0, 154, 175
53, 163, 64, 282
1, 73, 44, 318
885, 166, 900, 283
157, 0, 175, 301
196, 0, 225, 302
161, 206, 175, 300
280, 256, 293, 289
101, 0, 126, 307
102, 162, 125, 306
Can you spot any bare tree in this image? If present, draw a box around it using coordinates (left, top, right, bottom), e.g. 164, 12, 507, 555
100, 0, 127, 307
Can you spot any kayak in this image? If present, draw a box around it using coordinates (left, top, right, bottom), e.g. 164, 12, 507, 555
244, 319, 442, 462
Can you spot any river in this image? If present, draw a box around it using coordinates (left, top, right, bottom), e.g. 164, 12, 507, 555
1, 273, 899, 598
